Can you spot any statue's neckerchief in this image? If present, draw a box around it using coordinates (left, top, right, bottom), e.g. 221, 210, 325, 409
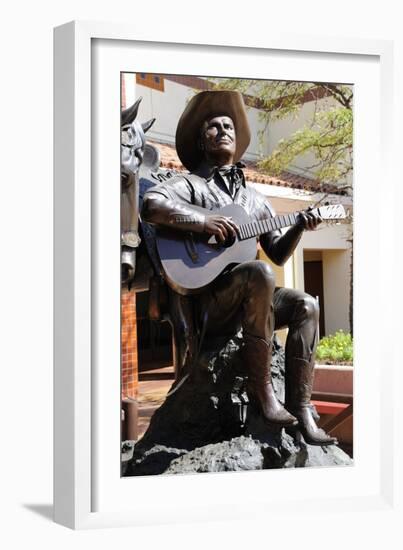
215, 161, 246, 198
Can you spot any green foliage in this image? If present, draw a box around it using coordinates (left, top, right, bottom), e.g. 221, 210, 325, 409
316, 330, 353, 364
260, 108, 353, 182
212, 78, 353, 185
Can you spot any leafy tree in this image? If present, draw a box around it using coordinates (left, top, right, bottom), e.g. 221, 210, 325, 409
213, 79, 353, 186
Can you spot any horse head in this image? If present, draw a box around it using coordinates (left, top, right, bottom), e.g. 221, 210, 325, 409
121, 97, 155, 186
121, 97, 155, 286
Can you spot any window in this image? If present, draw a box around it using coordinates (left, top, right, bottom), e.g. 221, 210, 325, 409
136, 73, 165, 92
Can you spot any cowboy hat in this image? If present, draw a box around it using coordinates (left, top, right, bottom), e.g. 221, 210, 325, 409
175, 90, 251, 171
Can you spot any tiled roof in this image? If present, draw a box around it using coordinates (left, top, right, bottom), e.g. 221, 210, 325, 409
148, 140, 348, 196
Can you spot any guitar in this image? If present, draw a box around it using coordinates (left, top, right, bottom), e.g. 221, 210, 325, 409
155, 203, 346, 295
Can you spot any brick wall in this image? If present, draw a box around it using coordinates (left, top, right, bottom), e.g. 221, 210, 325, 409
121, 287, 138, 399
121, 73, 126, 109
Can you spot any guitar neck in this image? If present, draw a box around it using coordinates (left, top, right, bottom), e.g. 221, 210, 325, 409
237, 212, 299, 241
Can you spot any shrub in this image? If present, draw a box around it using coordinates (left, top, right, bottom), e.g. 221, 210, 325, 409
316, 330, 353, 364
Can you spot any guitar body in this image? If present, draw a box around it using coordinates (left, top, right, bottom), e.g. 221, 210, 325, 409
155, 201, 346, 295
156, 204, 257, 295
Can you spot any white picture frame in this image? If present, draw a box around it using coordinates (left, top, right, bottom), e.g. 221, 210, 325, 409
54, 21, 400, 530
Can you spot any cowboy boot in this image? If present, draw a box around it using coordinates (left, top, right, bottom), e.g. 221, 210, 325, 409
285, 357, 337, 446
242, 335, 297, 427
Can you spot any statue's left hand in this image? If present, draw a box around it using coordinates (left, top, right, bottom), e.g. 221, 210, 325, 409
298, 207, 323, 231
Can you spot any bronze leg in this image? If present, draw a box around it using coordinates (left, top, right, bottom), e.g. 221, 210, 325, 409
205, 261, 297, 426
274, 288, 337, 445
168, 290, 198, 379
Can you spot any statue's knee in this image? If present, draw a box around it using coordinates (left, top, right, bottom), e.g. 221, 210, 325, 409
248, 260, 275, 293
299, 295, 320, 322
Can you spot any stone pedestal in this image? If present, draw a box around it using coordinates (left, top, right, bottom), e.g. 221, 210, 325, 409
123, 335, 352, 476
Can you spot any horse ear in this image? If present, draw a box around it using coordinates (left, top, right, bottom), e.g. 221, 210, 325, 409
142, 118, 156, 134
121, 97, 142, 126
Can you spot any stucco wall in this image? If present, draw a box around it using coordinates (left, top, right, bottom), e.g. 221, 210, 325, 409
322, 249, 351, 334
301, 223, 352, 250
123, 75, 266, 162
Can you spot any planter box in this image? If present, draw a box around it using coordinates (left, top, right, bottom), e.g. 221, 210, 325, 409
314, 364, 353, 396
313, 364, 353, 454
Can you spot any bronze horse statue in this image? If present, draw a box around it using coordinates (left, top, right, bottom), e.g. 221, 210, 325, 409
121, 97, 155, 287
121, 98, 196, 378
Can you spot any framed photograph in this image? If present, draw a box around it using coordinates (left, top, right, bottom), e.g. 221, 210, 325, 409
120, 71, 354, 472
54, 21, 397, 530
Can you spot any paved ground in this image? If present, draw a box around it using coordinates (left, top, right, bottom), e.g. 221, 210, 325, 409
137, 366, 175, 439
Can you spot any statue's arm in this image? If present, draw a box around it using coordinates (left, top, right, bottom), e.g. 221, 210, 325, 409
256, 194, 322, 266
260, 225, 304, 266
141, 192, 206, 233
142, 183, 238, 244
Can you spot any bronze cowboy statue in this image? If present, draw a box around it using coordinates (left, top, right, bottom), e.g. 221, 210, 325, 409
141, 90, 337, 446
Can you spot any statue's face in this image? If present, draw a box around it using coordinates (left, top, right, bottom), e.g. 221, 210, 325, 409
201, 115, 236, 164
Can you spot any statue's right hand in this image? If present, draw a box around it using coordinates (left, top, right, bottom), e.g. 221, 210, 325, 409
203, 215, 238, 244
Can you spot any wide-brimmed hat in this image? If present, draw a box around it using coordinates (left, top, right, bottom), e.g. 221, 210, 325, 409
175, 90, 251, 171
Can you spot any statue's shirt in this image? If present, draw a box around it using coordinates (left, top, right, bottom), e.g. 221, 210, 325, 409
144, 165, 280, 232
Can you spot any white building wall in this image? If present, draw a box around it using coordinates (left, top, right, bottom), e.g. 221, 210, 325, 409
293, 224, 352, 335
125, 78, 193, 144
123, 73, 137, 109
322, 250, 351, 334
123, 75, 267, 162
300, 223, 351, 250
